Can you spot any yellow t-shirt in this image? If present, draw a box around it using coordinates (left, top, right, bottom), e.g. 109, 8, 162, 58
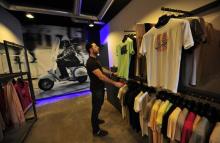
156, 100, 170, 131
167, 107, 182, 141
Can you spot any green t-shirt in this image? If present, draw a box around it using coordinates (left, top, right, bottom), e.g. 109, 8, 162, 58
116, 38, 135, 79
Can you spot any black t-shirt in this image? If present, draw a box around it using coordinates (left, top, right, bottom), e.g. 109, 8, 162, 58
86, 57, 105, 91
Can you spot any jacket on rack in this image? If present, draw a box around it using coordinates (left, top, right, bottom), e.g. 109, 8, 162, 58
4, 82, 25, 126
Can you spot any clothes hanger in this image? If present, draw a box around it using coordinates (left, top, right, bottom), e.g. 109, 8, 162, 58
155, 11, 172, 28
122, 35, 128, 43
186, 100, 196, 111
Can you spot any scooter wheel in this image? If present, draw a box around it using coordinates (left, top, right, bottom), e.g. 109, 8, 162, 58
77, 76, 87, 83
38, 78, 54, 91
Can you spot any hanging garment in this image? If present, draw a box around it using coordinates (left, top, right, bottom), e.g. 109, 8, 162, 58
4, 82, 25, 126
183, 17, 206, 86
135, 24, 146, 77
124, 85, 142, 131
192, 114, 201, 131
197, 23, 220, 86
155, 100, 170, 143
174, 108, 189, 141
116, 37, 135, 79
129, 35, 137, 78
0, 113, 5, 142
135, 23, 153, 78
180, 112, 196, 143
189, 117, 211, 143
209, 122, 220, 143
14, 81, 32, 111
139, 18, 194, 92
167, 107, 182, 141
144, 94, 156, 143
118, 84, 129, 120
0, 89, 11, 126
161, 105, 176, 137
148, 99, 162, 143
134, 91, 149, 136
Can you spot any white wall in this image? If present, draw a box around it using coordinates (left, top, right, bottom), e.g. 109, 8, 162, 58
0, 7, 24, 74
0, 7, 23, 45
100, 0, 217, 67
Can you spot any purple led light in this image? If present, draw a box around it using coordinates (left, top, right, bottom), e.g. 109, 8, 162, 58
36, 90, 91, 107
100, 24, 110, 45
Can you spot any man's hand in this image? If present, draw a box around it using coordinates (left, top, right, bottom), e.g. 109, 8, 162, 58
111, 72, 118, 77
113, 82, 124, 88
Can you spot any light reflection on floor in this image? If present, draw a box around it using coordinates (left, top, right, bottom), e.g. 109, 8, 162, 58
36, 90, 91, 107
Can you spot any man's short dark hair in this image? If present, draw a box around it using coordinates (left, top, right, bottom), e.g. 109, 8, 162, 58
85, 42, 93, 54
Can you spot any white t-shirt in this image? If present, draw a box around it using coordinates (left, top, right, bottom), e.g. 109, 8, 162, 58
140, 18, 194, 92
133, 91, 149, 136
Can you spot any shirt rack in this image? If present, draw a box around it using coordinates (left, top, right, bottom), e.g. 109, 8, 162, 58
161, 0, 220, 16
0, 40, 37, 143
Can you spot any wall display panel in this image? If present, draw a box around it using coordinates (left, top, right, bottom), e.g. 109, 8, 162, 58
18, 25, 90, 99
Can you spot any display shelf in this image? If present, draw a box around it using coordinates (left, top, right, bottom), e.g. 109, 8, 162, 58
0, 118, 36, 143
0, 41, 37, 143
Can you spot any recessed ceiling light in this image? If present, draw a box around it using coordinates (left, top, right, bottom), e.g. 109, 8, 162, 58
89, 21, 94, 27
26, 13, 34, 19
89, 23, 94, 27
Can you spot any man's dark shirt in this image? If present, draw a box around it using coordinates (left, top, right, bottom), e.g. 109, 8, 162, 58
86, 56, 105, 91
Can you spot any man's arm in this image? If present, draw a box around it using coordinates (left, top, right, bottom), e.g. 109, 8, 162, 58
92, 69, 122, 88
102, 67, 113, 76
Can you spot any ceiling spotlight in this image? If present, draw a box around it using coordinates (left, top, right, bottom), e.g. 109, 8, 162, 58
26, 13, 34, 19
89, 21, 94, 27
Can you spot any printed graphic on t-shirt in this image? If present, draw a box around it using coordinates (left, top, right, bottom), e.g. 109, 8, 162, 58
156, 32, 168, 51
121, 45, 127, 55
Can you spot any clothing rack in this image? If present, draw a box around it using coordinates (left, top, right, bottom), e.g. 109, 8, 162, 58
124, 30, 136, 33
0, 40, 37, 143
160, 0, 220, 104
161, 7, 192, 15
161, 0, 220, 16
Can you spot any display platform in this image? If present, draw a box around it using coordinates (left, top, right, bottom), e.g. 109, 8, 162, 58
33, 79, 90, 99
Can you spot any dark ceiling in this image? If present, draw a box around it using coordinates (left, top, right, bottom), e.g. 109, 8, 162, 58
3, 0, 131, 28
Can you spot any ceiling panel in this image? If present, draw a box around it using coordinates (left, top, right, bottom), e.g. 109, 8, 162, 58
3, 0, 131, 27
103, 0, 131, 22
9, 11, 86, 27
81, 0, 107, 16
6, 0, 74, 11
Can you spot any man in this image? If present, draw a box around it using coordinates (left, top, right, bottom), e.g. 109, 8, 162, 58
85, 42, 124, 137
56, 38, 80, 79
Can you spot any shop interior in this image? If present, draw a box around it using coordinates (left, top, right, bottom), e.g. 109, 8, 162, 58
0, 0, 220, 143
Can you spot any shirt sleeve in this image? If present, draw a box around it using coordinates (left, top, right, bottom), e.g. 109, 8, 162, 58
87, 60, 100, 72
183, 20, 194, 49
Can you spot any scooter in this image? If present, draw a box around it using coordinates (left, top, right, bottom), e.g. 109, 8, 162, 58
38, 64, 88, 91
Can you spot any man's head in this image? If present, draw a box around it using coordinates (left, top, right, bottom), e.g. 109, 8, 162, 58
86, 42, 99, 55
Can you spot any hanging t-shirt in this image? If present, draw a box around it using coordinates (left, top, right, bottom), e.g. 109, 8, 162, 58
181, 112, 196, 143
209, 122, 220, 143
118, 84, 129, 120
133, 91, 149, 136
116, 37, 135, 79
167, 107, 182, 141
140, 18, 194, 92
174, 108, 189, 141
189, 117, 211, 143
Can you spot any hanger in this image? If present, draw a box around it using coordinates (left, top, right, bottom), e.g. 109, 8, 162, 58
155, 14, 171, 28
17, 78, 25, 87
186, 100, 196, 111
122, 35, 128, 43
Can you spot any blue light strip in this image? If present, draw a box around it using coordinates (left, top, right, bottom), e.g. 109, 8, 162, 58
36, 90, 91, 107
